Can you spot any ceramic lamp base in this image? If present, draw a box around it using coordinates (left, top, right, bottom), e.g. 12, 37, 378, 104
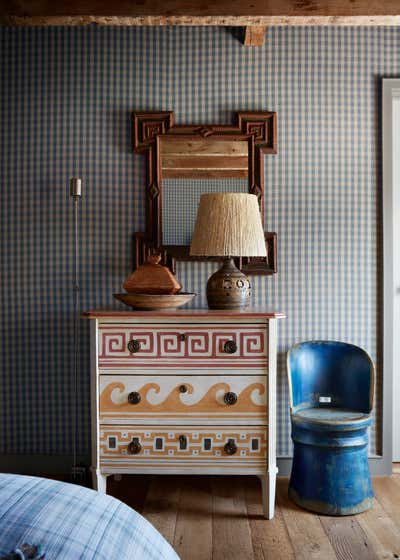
206, 258, 251, 310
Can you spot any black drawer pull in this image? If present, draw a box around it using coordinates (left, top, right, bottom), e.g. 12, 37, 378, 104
223, 340, 237, 354
180, 333, 187, 341
179, 435, 187, 450
128, 391, 141, 405
179, 384, 188, 393
223, 392, 238, 406
224, 439, 237, 455
128, 438, 141, 455
127, 339, 141, 353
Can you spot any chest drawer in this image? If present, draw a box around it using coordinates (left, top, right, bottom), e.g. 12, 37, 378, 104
100, 425, 267, 470
99, 373, 267, 425
98, 324, 267, 369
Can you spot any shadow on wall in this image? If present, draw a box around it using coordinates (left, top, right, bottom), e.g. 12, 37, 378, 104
0, 312, 91, 457
225, 27, 246, 45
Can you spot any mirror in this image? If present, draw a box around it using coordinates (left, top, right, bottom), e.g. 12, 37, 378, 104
162, 178, 249, 245
132, 111, 278, 275
160, 135, 250, 245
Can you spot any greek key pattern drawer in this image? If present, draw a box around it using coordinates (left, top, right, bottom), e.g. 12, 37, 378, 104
98, 324, 267, 369
100, 426, 267, 469
99, 373, 268, 425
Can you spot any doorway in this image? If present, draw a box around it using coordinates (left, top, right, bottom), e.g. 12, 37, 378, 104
383, 79, 400, 463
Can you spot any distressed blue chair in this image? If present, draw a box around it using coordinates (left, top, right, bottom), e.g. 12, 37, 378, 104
287, 341, 375, 515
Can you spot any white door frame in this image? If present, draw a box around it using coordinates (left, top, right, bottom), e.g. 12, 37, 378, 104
383, 79, 400, 465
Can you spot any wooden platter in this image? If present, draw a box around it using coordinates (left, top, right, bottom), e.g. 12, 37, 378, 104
113, 292, 196, 310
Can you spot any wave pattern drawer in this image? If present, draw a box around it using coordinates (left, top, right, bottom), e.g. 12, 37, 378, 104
98, 324, 267, 369
99, 373, 268, 425
100, 426, 267, 470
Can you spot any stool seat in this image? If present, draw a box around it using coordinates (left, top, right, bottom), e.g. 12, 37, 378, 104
292, 407, 371, 427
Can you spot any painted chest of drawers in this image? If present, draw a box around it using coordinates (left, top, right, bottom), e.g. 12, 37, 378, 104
85, 309, 284, 519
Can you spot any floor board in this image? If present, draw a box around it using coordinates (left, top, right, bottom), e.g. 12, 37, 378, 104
276, 478, 337, 560
107, 475, 400, 559
245, 477, 295, 559
173, 477, 213, 560
141, 476, 181, 545
357, 496, 400, 559
373, 477, 400, 527
211, 477, 255, 560
107, 474, 150, 513
319, 515, 378, 560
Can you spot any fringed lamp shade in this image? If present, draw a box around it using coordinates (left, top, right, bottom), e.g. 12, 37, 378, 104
190, 193, 267, 257
190, 193, 267, 310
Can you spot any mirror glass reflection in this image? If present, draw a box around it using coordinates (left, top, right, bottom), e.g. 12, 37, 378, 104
162, 178, 248, 245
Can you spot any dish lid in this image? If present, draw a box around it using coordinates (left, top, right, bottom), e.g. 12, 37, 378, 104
123, 254, 182, 295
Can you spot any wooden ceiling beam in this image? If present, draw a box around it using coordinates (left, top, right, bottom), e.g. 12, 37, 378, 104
244, 26, 266, 47
4, 15, 400, 27
4, 1, 400, 27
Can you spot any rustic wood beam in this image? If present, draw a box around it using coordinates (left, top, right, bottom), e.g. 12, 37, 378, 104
4, 15, 400, 26
244, 26, 266, 47
4, 0, 400, 27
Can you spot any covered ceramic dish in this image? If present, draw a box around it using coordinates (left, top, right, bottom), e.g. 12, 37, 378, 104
123, 254, 182, 295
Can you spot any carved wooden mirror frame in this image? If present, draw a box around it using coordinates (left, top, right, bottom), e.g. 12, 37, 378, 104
132, 110, 278, 275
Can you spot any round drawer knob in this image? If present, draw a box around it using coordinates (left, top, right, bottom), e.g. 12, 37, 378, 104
128, 438, 142, 455
224, 439, 237, 455
224, 391, 238, 406
179, 384, 188, 393
128, 391, 141, 405
127, 339, 141, 353
223, 340, 237, 354
180, 333, 187, 341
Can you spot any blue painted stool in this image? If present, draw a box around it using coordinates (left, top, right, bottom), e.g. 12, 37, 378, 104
287, 341, 375, 515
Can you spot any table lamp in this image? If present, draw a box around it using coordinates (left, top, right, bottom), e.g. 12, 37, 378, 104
190, 192, 267, 310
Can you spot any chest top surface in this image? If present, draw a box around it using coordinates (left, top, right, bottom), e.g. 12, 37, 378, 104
83, 308, 285, 320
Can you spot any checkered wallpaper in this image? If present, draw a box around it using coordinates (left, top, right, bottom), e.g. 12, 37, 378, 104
163, 178, 248, 244
2, 26, 398, 460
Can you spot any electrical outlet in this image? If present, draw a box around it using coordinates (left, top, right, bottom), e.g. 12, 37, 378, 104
70, 466, 87, 485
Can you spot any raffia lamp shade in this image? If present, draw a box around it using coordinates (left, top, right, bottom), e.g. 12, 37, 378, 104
190, 193, 267, 257
190, 193, 267, 310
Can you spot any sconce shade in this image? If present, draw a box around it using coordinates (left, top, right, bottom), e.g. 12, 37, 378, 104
190, 193, 266, 257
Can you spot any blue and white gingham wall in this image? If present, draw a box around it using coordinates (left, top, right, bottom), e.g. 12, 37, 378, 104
1, 26, 398, 460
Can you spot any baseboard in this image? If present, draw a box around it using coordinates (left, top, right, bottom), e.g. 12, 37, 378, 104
0, 454, 392, 478
0, 454, 91, 476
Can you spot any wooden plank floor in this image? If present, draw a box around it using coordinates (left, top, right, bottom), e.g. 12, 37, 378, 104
107, 474, 400, 560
